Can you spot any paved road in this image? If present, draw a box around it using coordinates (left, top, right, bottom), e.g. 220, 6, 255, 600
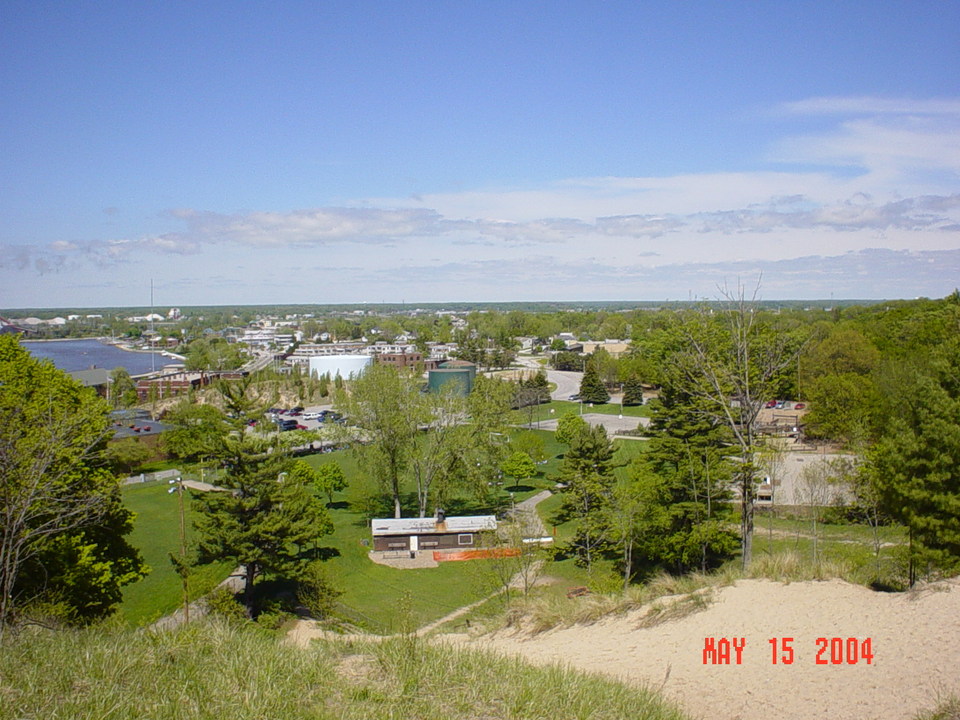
547, 369, 583, 400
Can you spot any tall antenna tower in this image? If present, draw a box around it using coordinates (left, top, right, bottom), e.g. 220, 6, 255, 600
150, 279, 156, 373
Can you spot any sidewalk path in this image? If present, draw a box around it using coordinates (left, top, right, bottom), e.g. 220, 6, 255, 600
149, 566, 245, 632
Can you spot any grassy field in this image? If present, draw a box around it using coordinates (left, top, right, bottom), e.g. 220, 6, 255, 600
0, 620, 690, 720
118, 481, 234, 626
511, 398, 650, 426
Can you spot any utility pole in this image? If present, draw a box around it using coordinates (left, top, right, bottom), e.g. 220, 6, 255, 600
168, 476, 190, 623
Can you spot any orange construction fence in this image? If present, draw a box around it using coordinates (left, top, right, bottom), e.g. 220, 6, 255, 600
434, 548, 521, 562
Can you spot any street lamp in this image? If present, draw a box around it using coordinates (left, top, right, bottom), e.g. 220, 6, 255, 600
167, 477, 189, 623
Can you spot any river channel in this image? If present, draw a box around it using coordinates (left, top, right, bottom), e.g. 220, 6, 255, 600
21, 339, 171, 375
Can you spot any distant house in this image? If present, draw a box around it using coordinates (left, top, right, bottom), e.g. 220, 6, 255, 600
0, 316, 28, 335
581, 340, 630, 358
375, 351, 428, 370
68, 367, 111, 398
371, 512, 497, 554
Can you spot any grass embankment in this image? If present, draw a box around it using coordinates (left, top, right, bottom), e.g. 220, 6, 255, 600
0, 621, 690, 720
119, 482, 234, 626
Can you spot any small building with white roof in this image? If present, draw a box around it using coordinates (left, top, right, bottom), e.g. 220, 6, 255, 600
371, 511, 497, 554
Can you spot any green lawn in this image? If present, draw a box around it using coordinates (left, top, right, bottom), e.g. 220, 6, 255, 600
116, 430, 646, 631
511, 399, 650, 426
300, 447, 530, 632
305, 501, 498, 632
119, 481, 235, 626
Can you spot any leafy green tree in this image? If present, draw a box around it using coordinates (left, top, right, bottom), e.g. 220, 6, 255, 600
336, 364, 426, 518
605, 462, 668, 588
590, 347, 618, 386
622, 375, 644, 406
193, 378, 333, 609
800, 326, 880, 387
408, 384, 468, 517
803, 372, 880, 444
0, 336, 146, 635
184, 337, 245, 371
578, 363, 610, 404
161, 402, 224, 462
316, 461, 348, 501
551, 351, 584, 371
104, 438, 152, 475
501, 451, 537, 490
109, 367, 138, 408
555, 412, 588, 446
459, 374, 514, 501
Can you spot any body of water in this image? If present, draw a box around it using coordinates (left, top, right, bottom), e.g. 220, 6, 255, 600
22, 339, 171, 375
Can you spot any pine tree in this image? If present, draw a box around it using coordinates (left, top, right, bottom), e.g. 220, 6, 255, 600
578, 363, 610, 404
193, 379, 333, 610
868, 339, 960, 584
622, 375, 644, 405
555, 425, 617, 571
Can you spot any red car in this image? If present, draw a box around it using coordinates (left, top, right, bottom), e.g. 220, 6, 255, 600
794, 403, 806, 410
765, 400, 777, 408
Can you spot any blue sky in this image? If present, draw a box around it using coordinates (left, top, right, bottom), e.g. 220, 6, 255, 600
2, 1, 959, 308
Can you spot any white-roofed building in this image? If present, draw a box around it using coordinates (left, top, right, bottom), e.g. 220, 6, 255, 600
371, 511, 497, 553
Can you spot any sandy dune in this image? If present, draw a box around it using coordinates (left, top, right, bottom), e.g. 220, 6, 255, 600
461, 578, 960, 720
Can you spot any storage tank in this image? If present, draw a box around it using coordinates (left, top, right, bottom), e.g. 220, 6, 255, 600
427, 367, 473, 395
308, 354, 372, 380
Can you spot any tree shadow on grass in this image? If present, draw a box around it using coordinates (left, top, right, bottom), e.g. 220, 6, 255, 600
307, 546, 341, 561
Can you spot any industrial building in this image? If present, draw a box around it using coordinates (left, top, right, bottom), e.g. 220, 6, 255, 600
307, 354, 372, 380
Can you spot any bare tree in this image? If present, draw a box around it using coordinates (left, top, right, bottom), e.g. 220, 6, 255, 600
796, 458, 838, 566
672, 280, 800, 569
477, 521, 547, 600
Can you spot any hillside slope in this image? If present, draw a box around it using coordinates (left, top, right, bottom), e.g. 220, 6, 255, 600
462, 578, 960, 720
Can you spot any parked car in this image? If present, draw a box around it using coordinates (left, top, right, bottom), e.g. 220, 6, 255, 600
794, 402, 806, 409
765, 400, 777, 408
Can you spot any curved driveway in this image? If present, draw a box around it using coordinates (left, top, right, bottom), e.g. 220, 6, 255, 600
547, 369, 583, 400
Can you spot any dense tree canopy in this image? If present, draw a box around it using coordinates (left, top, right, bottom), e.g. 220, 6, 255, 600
867, 340, 960, 582
337, 366, 513, 518
0, 336, 145, 635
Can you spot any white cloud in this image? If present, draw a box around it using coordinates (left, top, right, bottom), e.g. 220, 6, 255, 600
5, 95, 959, 305
778, 96, 960, 116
